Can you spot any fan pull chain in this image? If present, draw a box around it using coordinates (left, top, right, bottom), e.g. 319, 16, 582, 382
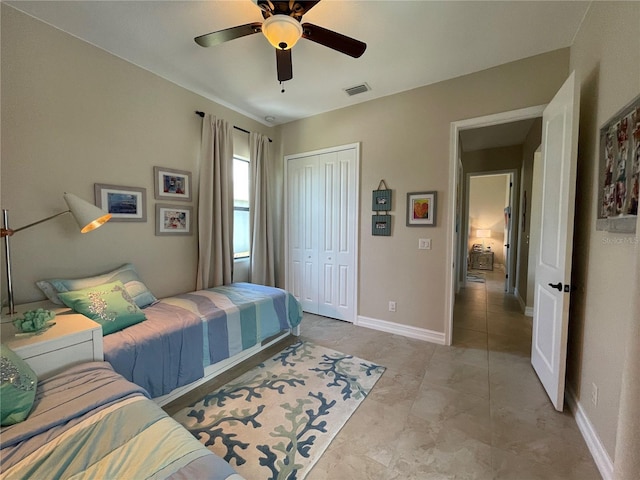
280, 81, 285, 93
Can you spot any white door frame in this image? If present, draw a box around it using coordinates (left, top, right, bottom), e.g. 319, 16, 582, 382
445, 105, 545, 346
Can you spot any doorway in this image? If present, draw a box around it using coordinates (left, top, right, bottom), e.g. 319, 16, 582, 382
447, 73, 580, 412
464, 171, 517, 292
445, 105, 545, 346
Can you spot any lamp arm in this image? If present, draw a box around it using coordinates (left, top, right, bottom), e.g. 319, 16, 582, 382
6, 210, 71, 235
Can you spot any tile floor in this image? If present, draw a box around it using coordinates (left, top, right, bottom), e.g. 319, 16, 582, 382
164, 269, 601, 479
302, 269, 600, 479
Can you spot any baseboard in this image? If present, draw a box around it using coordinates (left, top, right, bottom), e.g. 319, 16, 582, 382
514, 287, 534, 317
355, 315, 446, 345
515, 287, 526, 311
565, 387, 614, 480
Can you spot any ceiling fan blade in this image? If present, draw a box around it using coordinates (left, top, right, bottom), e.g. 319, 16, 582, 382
195, 23, 262, 47
292, 1, 322, 16
257, 1, 322, 20
301, 23, 366, 58
276, 48, 293, 82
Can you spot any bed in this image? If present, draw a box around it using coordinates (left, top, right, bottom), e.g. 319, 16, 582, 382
0, 361, 244, 480
102, 282, 303, 400
35, 266, 303, 402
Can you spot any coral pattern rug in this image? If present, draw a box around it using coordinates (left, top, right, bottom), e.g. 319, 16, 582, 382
172, 341, 386, 480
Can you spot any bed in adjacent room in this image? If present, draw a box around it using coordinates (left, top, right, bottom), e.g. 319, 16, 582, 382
0, 361, 243, 480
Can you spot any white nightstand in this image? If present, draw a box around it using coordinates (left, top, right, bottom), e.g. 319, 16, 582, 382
1, 300, 104, 379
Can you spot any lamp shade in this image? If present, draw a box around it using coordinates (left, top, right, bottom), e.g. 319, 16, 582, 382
63, 192, 112, 233
476, 229, 492, 238
261, 15, 302, 50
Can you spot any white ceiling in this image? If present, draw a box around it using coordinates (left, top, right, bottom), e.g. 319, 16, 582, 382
6, 1, 590, 126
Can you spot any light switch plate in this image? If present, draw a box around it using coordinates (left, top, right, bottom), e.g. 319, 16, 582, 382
418, 238, 431, 250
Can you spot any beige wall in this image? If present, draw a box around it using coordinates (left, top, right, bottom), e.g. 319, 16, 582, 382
462, 144, 523, 174
567, 1, 640, 464
278, 49, 569, 333
0, 6, 277, 304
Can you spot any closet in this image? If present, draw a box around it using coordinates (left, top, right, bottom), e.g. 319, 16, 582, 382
285, 143, 359, 322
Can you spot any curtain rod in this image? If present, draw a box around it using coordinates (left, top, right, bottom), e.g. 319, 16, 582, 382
195, 111, 272, 143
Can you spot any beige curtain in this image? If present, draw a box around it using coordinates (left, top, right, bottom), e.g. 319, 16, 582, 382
248, 132, 275, 286
196, 114, 234, 289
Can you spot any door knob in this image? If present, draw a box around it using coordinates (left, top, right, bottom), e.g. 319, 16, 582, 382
548, 282, 563, 291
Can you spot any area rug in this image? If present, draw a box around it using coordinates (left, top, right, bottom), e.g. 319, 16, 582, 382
172, 340, 386, 480
466, 272, 486, 283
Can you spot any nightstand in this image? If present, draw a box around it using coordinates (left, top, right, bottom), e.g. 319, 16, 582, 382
469, 251, 494, 271
1, 300, 103, 379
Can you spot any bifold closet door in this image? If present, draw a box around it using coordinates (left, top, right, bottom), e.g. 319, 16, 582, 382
316, 150, 357, 321
286, 145, 357, 322
287, 156, 319, 314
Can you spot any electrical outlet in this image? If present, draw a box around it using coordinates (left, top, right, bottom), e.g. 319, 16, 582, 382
418, 238, 431, 250
591, 383, 598, 406
388, 301, 396, 312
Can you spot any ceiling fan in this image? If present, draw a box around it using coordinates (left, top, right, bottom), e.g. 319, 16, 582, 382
194, 0, 366, 86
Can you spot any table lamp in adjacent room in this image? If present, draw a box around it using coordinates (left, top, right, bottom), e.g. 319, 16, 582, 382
1, 192, 112, 315
476, 229, 492, 251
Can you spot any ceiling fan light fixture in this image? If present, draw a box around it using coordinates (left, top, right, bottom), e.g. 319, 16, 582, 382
262, 14, 302, 50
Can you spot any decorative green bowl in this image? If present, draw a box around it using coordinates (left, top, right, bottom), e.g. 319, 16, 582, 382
13, 309, 56, 333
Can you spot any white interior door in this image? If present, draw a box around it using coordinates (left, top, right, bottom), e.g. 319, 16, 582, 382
317, 149, 357, 321
531, 72, 580, 412
287, 157, 319, 314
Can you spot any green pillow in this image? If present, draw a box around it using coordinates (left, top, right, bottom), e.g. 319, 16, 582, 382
58, 281, 146, 335
1, 344, 38, 426
36, 263, 158, 309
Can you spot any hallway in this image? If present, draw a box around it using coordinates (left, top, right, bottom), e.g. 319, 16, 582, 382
452, 268, 600, 478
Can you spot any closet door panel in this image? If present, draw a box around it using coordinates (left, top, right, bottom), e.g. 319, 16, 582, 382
288, 163, 302, 300
318, 149, 356, 321
287, 158, 318, 313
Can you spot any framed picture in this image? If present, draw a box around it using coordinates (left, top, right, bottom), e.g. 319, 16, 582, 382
372, 189, 392, 211
153, 166, 192, 202
372, 215, 391, 236
155, 204, 193, 236
596, 93, 639, 233
407, 191, 437, 226
94, 183, 146, 222
372, 180, 392, 211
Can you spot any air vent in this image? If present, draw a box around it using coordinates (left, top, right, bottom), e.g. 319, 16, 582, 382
344, 83, 371, 97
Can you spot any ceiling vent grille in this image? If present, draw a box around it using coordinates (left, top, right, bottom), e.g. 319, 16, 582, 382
344, 83, 371, 97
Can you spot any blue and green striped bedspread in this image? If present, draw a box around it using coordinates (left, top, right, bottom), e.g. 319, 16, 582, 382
104, 283, 303, 398
0, 362, 243, 480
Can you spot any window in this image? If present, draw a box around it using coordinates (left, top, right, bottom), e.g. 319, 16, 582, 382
233, 156, 250, 259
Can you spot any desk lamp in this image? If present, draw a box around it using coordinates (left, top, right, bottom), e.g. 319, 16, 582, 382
1, 193, 111, 315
